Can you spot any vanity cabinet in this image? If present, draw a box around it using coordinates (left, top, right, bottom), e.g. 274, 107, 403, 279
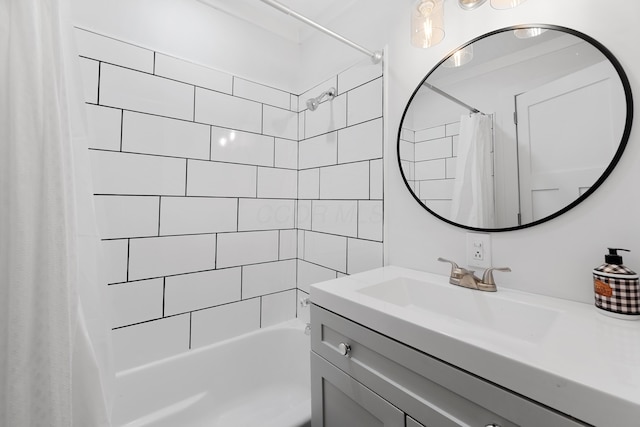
310, 305, 588, 427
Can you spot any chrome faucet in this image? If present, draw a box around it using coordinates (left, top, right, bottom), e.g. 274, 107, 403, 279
437, 258, 511, 292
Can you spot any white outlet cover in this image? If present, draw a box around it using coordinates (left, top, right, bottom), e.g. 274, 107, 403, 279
466, 232, 492, 269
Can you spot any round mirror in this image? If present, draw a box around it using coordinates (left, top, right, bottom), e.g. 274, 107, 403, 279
398, 25, 633, 231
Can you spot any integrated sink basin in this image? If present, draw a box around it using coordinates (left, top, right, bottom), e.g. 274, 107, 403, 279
357, 276, 559, 343
310, 265, 640, 427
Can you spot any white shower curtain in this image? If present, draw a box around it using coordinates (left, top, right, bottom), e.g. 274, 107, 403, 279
0, 0, 113, 426
450, 113, 495, 228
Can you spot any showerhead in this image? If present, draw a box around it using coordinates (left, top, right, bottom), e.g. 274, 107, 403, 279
306, 87, 336, 112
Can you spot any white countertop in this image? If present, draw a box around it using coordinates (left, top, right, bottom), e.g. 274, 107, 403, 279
310, 265, 640, 427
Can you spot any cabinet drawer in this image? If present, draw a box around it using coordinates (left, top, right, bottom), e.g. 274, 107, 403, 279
311, 305, 588, 427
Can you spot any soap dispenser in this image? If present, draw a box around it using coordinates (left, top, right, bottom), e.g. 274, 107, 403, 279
593, 248, 640, 320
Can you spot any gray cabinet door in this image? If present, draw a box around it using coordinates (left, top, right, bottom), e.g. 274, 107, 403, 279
311, 352, 404, 427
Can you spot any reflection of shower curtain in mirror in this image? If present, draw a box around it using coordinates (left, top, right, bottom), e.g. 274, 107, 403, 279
450, 113, 495, 228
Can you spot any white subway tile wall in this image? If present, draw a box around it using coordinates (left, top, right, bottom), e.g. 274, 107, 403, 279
79, 28, 383, 371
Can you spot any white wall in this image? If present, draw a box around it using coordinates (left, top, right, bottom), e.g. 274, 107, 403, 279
71, 0, 302, 92
299, 0, 640, 304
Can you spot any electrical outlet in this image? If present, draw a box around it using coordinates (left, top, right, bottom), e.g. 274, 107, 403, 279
467, 233, 491, 269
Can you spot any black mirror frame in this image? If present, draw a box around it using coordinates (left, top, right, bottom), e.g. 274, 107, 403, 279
397, 24, 634, 232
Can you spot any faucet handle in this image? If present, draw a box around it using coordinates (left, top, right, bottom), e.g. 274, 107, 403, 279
438, 257, 468, 285
482, 267, 512, 286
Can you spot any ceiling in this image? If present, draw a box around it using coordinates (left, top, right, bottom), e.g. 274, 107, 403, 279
197, 0, 360, 43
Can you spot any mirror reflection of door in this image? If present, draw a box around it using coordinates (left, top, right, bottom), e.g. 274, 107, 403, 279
516, 60, 625, 223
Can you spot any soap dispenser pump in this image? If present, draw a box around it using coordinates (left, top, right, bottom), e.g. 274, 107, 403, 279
593, 248, 640, 320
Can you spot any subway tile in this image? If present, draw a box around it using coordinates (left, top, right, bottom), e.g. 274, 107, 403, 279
347, 238, 383, 275
90, 151, 186, 196
401, 160, 415, 181
399, 140, 415, 162
122, 111, 210, 160
128, 234, 216, 281
304, 94, 347, 139
297, 230, 305, 258
256, 168, 297, 199
210, 127, 274, 166
297, 260, 338, 293
112, 315, 190, 372
401, 128, 416, 142
299, 132, 337, 169
415, 125, 446, 142
338, 118, 383, 164
297, 200, 312, 230
311, 200, 358, 237
160, 197, 237, 235
101, 239, 128, 284
108, 279, 163, 328
234, 78, 290, 109
370, 159, 383, 200
190, 299, 260, 348
414, 137, 453, 161
290, 94, 299, 112
414, 159, 446, 181
298, 112, 306, 140
79, 57, 99, 103
99, 64, 194, 121
75, 28, 154, 72
274, 139, 298, 170
279, 229, 297, 260
154, 53, 232, 94
216, 231, 279, 268
263, 106, 298, 140
446, 157, 457, 179
261, 290, 297, 327
358, 200, 383, 242
94, 196, 159, 239
299, 169, 320, 200
164, 268, 241, 316
195, 88, 262, 133
238, 199, 295, 231
347, 78, 382, 126
338, 57, 383, 94
242, 260, 296, 299
419, 179, 455, 200
86, 105, 122, 151
319, 161, 369, 200
446, 121, 461, 137
303, 231, 347, 273
186, 160, 256, 198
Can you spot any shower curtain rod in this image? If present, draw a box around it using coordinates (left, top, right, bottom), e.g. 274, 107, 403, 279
258, 0, 383, 64
423, 82, 482, 114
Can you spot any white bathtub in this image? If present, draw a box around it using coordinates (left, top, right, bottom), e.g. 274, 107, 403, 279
113, 319, 311, 427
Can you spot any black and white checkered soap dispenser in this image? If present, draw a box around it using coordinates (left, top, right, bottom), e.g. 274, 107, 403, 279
593, 248, 640, 320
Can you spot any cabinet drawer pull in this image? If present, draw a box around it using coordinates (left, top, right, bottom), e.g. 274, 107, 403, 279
338, 342, 351, 357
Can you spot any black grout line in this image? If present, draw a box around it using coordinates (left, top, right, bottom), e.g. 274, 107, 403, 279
192, 86, 197, 122
209, 126, 212, 161
119, 110, 124, 151
184, 159, 188, 196
153, 52, 156, 75
88, 147, 299, 170
162, 277, 166, 317
96, 62, 102, 105
188, 313, 192, 349
126, 239, 131, 282
157, 197, 162, 236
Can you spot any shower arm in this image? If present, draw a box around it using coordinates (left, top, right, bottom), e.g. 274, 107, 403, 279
259, 0, 383, 64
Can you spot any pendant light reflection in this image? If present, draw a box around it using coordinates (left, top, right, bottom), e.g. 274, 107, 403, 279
218, 130, 236, 147
443, 45, 474, 68
513, 27, 547, 39
458, 0, 487, 11
411, 0, 445, 48
490, 0, 528, 9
